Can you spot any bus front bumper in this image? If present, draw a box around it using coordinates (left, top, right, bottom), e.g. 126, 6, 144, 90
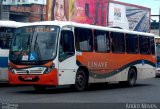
8, 69, 58, 86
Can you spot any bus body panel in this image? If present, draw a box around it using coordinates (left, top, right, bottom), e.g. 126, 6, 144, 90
0, 49, 9, 82
0, 68, 8, 81
58, 56, 78, 85
136, 64, 155, 79
106, 69, 128, 82
76, 52, 155, 83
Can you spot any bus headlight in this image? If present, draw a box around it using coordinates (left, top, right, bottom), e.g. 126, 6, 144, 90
9, 66, 15, 74
43, 64, 55, 74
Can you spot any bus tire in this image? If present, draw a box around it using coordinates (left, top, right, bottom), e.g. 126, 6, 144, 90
74, 69, 88, 91
127, 68, 137, 87
33, 86, 46, 91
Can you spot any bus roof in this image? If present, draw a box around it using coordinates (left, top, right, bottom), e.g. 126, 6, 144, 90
0, 20, 27, 28
23, 20, 154, 37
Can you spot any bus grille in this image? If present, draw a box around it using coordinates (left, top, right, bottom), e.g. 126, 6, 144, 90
16, 69, 43, 74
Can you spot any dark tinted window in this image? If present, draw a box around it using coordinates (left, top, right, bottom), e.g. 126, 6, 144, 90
60, 30, 74, 53
126, 34, 139, 54
139, 36, 150, 54
0, 27, 15, 49
111, 32, 125, 53
59, 30, 75, 62
94, 30, 110, 52
150, 37, 155, 55
75, 27, 93, 51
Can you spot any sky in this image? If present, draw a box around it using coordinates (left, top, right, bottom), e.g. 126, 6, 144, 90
115, 0, 160, 21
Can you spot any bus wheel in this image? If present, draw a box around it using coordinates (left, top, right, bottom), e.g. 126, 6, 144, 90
74, 69, 87, 91
33, 86, 46, 91
127, 68, 137, 87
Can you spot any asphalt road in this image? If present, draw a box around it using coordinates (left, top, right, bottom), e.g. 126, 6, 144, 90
0, 77, 160, 109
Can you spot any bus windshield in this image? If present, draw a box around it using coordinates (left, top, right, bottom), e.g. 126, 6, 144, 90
9, 25, 60, 65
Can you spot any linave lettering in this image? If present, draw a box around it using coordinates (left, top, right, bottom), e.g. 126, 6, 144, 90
88, 62, 108, 69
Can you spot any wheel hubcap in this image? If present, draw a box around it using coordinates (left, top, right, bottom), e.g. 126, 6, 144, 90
76, 74, 85, 89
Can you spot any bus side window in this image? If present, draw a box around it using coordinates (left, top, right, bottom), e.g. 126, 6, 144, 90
140, 36, 150, 55
94, 30, 110, 52
59, 30, 75, 62
126, 34, 139, 54
111, 32, 125, 53
75, 27, 93, 52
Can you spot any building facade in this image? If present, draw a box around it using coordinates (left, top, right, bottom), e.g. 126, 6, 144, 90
0, 0, 46, 22
2, 0, 46, 5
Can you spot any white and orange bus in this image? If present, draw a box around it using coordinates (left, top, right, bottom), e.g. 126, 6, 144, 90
0, 20, 26, 82
8, 21, 156, 91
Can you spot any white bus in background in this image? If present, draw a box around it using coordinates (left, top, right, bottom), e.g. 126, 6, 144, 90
0, 20, 26, 82
155, 35, 160, 76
